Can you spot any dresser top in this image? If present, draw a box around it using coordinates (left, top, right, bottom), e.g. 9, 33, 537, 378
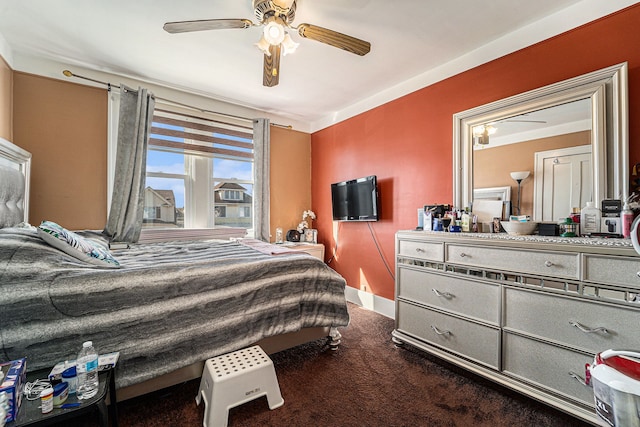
397, 230, 639, 256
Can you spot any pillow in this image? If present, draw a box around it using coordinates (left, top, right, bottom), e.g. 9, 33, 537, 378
37, 220, 121, 268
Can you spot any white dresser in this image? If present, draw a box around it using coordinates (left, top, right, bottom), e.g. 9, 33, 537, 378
393, 230, 640, 425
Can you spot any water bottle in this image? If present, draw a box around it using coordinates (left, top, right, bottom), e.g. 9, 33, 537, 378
76, 341, 99, 400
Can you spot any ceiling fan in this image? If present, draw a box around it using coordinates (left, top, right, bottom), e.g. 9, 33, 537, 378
473, 114, 548, 146
163, 0, 371, 87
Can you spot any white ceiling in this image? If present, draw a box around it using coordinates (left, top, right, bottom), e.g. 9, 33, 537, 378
481, 98, 593, 148
0, 0, 635, 132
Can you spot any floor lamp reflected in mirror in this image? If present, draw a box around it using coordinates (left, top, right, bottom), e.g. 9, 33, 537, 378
510, 171, 530, 216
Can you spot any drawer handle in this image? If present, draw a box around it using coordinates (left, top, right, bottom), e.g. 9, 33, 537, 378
415, 248, 426, 253
569, 321, 609, 335
544, 260, 554, 267
432, 288, 453, 299
430, 325, 451, 336
459, 252, 468, 258
568, 371, 589, 387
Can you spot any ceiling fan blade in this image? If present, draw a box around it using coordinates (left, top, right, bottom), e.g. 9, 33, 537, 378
263, 44, 281, 87
297, 23, 370, 56
163, 19, 253, 34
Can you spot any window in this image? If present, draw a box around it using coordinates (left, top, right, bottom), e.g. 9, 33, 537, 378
222, 190, 242, 200
144, 105, 254, 234
144, 206, 161, 219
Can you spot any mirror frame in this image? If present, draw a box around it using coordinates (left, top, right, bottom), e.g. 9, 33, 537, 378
453, 63, 628, 216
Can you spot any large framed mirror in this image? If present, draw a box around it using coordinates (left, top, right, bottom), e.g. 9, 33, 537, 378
453, 63, 628, 223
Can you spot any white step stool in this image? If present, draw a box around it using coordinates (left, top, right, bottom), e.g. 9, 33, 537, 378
196, 345, 284, 427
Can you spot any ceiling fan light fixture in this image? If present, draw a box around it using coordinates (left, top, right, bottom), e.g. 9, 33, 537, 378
272, 0, 295, 9
255, 35, 272, 56
472, 125, 484, 137
281, 33, 299, 56
473, 124, 497, 136
263, 21, 285, 45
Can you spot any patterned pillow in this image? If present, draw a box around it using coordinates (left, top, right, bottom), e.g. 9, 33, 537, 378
37, 220, 121, 268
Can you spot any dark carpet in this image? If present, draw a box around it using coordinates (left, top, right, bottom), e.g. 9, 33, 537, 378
83, 303, 592, 426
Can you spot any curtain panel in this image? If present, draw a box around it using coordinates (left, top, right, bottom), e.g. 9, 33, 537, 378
104, 85, 155, 242
253, 118, 270, 242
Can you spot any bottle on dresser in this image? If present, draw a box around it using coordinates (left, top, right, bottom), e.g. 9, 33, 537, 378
461, 208, 471, 232
621, 202, 634, 238
580, 202, 601, 235
569, 208, 581, 236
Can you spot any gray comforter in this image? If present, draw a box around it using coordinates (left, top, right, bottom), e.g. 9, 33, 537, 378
0, 227, 349, 388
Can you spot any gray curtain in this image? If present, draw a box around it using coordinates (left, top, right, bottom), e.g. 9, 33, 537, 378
253, 118, 270, 241
104, 85, 155, 242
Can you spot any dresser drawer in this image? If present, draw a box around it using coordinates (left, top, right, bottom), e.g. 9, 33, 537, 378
503, 332, 594, 406
583, 254, 640, 287
446, 244, 578, 279
397, 301, 500, 369
504, 287, 639, 354
398, 267, 500, 324
398, 240, 444, 262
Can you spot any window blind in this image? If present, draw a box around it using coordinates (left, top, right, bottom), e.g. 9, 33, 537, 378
150, 108, 254, 160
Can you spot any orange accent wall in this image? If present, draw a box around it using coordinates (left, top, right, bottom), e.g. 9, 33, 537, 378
13, 72, 108, 229
270, 126, 312, 241
0, 56, 11, 140
312, 4, 640, 301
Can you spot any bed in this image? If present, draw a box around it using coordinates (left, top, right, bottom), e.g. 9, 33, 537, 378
0, 138, 349, 401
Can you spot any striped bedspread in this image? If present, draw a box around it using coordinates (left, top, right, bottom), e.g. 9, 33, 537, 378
0, 228, 349, 388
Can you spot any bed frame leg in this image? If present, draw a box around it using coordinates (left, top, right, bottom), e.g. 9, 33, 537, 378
328, 327, 342, 351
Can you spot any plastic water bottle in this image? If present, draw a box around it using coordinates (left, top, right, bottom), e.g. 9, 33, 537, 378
76, 341, 99, 400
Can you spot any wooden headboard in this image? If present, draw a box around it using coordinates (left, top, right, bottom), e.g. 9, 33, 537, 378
0, 137, 32, 225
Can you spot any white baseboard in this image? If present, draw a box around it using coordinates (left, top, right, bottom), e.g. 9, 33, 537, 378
344, 286, 395, 319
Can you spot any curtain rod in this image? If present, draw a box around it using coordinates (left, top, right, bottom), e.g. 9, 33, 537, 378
62, 70, 292, 129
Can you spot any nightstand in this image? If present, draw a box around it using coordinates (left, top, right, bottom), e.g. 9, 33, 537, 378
281, 243, 325, 260
11, 368, 117, 427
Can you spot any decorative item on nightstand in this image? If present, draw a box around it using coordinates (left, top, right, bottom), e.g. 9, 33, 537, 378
286, 229, 300, 242
304, 228, 317, 243
297, 210, 316, 241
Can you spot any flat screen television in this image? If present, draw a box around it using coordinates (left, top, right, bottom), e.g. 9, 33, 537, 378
331, 175, 379, 221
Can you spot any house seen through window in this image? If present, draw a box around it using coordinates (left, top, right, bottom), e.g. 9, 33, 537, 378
143, 105, 255, 233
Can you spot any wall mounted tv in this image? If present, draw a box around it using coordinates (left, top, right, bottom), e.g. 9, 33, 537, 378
331, 175, 379, 221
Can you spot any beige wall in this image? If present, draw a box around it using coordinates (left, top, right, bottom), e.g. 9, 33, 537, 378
11, 71, 312, 232
0, 55, 11, 140
473, 131, 590, 217
13, 72, 108, 229
270, 126, 312, 241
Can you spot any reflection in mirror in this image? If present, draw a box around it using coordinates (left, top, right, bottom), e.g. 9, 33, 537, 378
454, 63, 628, 225
474, 98, 592, 221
